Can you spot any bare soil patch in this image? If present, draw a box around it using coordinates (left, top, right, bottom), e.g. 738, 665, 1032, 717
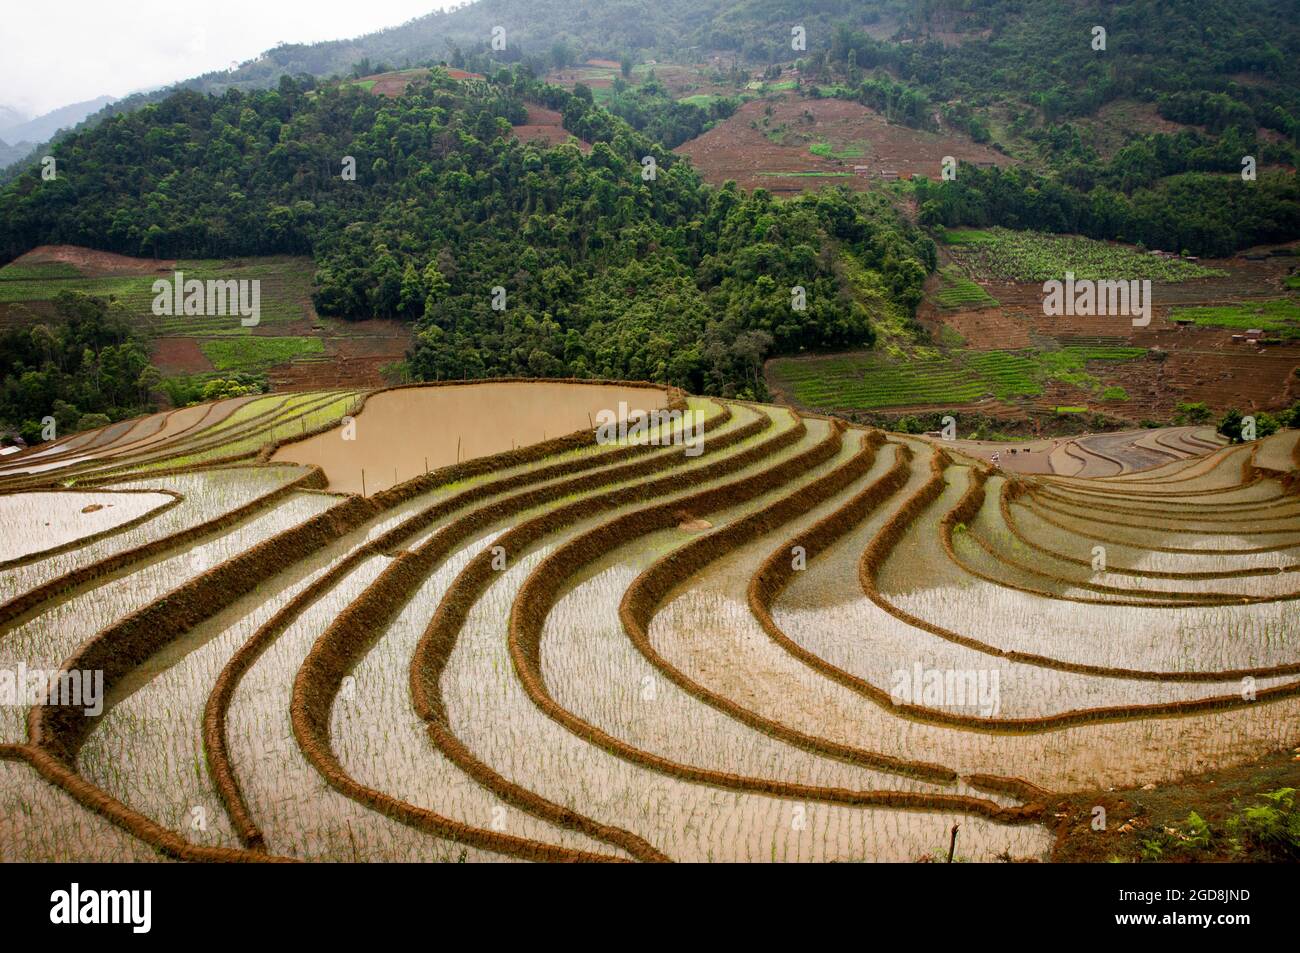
1052, 744, 1300, 862
11, 245, 175, 277
150, 337, 212, 374
354, 68, 483, 98
267, 317, 411, 391
512, 104, 592, 153
1075, 101, 1191, 160
676, 96, 1012, 193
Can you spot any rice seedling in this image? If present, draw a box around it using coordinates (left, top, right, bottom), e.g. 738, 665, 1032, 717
0, 490, 173, 563
0, 382, 1294, 862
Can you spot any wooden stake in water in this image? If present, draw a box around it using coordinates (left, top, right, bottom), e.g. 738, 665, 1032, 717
457, 436, 461, 463
947, 824, 960, 863
361, 469, 366, 497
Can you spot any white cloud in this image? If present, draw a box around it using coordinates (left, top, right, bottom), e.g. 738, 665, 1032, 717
0, 0, 462, 116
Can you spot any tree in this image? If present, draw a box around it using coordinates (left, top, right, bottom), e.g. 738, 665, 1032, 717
1178, 401, 1212, 424
76, 413, 112, 431
137, 365, 164, 404
1217, 409, 1245, 443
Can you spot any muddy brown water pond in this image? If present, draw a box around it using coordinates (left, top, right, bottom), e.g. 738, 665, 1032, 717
271, 382, 670, 495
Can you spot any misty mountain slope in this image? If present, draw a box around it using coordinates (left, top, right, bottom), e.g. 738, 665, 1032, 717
0, 104, 28, 133
0, 96, 117, 145
0, 139, 31, 168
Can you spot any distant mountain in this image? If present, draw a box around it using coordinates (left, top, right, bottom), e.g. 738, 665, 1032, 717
0, 139, 32, 168
0, 96, 116, 145
0, 104, 29, 133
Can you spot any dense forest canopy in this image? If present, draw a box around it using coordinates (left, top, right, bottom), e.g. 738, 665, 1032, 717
824, 1, 1299, 127
0, 293, 156, 443
914, 161, 1300, 259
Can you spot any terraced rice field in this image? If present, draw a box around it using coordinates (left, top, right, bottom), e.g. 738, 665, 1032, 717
0, 379, 1296, 862
767, 347, 1147, 411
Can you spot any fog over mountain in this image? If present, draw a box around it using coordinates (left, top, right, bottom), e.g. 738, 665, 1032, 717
0, 95, 116, 144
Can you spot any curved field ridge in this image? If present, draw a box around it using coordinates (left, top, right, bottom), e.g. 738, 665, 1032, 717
1, 382, 1295, 862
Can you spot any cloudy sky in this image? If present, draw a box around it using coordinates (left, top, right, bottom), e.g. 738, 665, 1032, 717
1, 0, 460, 117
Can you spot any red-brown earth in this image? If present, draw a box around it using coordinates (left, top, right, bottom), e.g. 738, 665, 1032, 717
675, 95, 1012, 193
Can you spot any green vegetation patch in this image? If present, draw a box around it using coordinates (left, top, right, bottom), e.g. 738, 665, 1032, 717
938, 229, 997, 246
769, 345, 1146, 410
1169, 298, 1300, 339
945, 227, 1227, 283
938, 325, 966, 348
809, 141, 865, 160
935, 266, 998, 309
198, 335, 324, 371
0, 273, 147, 304
0, 70, 934, 403
0, 257, 315, 334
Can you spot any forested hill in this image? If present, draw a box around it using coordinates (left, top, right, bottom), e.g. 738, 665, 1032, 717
177, 1, 903, 94
0, 70, 931, 397
162, 0, 1300, 116
10, 0, 1297, 180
